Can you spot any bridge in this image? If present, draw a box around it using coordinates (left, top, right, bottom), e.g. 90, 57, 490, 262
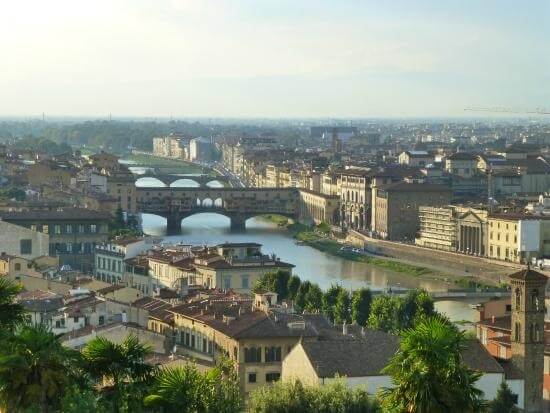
134, 172, 230, 187
137, 187, 300, 233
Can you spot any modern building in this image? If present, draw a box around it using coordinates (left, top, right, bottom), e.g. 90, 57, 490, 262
415, 206, 457, 251
372, 182, 452, 241
0, 208, 110, 273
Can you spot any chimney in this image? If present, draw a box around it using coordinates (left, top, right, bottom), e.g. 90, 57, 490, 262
491, 315, 495, 324
342, 321, 348, 335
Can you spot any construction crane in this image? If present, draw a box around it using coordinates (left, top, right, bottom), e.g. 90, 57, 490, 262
464, 107, 550, 115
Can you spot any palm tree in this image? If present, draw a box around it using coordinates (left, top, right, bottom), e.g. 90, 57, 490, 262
0, 323, 79, 413
144, 365, 204, 412
0, 277, 26, 332
144, 361, 242, 413
81, 334, 154, 412
380, 316, 484, 413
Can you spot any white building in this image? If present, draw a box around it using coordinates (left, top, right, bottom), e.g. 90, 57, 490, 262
282, 331, 523, 409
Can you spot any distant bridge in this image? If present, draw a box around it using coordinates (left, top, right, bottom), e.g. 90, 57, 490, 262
371, 289, 510, 301
133, 172, 230, 187
136, 187, 300, 234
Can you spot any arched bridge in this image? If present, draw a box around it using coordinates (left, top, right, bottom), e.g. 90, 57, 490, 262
133, 172, 230, 187
137, 187, 300, 233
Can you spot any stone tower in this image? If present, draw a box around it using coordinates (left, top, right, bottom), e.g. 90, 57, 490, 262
510, 266, 547, 413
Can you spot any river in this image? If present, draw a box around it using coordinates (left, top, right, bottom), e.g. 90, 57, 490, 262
133, 172, 479, 323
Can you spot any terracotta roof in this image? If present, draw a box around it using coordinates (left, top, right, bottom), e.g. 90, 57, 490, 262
378, 182, 451, 192
446, 152, 477, 160
96, 284, 126, 295
477, 315, 511, 332
461, 340, 504, 373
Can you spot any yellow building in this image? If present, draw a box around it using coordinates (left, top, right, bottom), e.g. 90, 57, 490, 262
170, 291, 321, 395
487, 213, 550, 263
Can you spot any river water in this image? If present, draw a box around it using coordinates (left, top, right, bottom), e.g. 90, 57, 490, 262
133, 173, 478, 323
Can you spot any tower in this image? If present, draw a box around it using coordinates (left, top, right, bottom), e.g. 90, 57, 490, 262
510, 266, 547, 413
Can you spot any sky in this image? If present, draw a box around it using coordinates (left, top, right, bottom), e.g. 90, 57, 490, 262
0, 0, 548, 118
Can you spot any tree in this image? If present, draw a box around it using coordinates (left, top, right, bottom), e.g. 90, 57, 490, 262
489, 381, 519, 413
304, 283, 323, 312
0, 324, 79, 413
400, 289, 434, 329
253, 270, 291, 300
294, 281, 311, 312
287, 275, 301, 300
248, 379, 380, 413
367, 295, 400, 333
81, 335, 154, 412
351, 288, 372, 326
322, 284, 344, 322
333, 289, 351, 325
380, 316, 484, 413
144, 361, 241, 413
0, 278, 26, 332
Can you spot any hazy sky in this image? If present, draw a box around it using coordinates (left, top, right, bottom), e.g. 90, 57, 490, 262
1, 0, 548, 118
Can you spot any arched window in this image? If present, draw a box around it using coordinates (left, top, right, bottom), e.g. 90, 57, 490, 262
535, 324, 541, 342
531, 289, 540, 311
14, 263, 21, 271
514, 322, 521, 342
515, 288, 521, 309
530, 323, 535, 342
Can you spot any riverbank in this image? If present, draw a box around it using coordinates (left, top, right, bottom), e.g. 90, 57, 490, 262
128, 153, 208, 174
260, 214, 498, 289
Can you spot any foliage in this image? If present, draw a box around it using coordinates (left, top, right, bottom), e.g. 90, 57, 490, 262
11, 136, 72, 156
316, 221, 331, 234
81, 334, 154, 412
144, 360, 241, 413
248, 379, 380, 413
294, 280, 311, 312
0, 277, 26, 332
60, 384, 100, 413
322, 284, 344, 322
333, 289, 352, 325
488, 381, 519, 413
287, 275, 301, 300
0, 324, 79, 413
368, 289, 435, 333
367, 295, 402, 333
351, 288, 372, 326
400, 289, 435, 330
304, 283, 324, 312
252, 270, 291, 300
0, 186, 26, 201
380, 316, 484, 413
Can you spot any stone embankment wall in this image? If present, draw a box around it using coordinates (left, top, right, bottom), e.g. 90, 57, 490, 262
346, 230, 520, 282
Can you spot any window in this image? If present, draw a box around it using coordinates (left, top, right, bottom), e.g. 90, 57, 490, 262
20, 239, 32, 255
514, 322, 521, 342
66, 243, 72, 253
265, 372, 280, 383
265, 346, 282, 362
98, 315, 105, 325
248, 373, 257, 383
73, 317, 79, 323
532, 290, 540, 311
14, 263, 21, 271
90, 224, 97, 233
244, 347, 262, 363
78, 225, 84, 233
242, 275, 249, 289
54, 225, 61, 234
42, 224, 49, 234
224, 276, 231, 290
515, 288, 521, 309
66, 224, 72, 234
30, 224, 37, 231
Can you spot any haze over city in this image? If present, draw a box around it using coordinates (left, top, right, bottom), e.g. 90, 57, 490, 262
1, 0, 548, 118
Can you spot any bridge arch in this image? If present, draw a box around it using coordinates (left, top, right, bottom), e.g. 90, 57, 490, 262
202, 198, 213, 208
135, 177, 167, 187
170, 178, 200, 188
